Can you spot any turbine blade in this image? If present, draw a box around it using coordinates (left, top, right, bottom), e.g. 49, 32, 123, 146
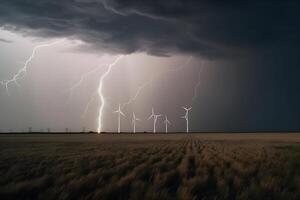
120, 111, 126, 117
147, 115, 154, 120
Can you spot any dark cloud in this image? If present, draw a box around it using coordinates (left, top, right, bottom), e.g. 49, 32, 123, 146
0, 38, 13, 43
0, 0, 299, 58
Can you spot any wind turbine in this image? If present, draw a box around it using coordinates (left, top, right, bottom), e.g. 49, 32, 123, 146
148, 107, 161, 133
114, 104, 126, 133
132, 112, 140, 133
153, 114, 161, 133
163, 115, 171, 133
182, 106, 192, 133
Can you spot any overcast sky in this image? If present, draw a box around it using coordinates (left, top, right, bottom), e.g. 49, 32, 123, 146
0, 0, 299, 132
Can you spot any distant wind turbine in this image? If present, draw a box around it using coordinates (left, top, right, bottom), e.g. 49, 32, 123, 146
132, 112, 140, 133
182, 106, 192, 133
163, 115, 171, 133
148, 107, 161, 133
153, 115, 161, 133
114, 104, 126, 133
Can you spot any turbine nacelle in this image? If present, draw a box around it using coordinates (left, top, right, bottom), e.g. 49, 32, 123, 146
182, 106, 192, 112
163, 116, 171, 124
147, 107, 155, 120
132, 112, 140, 124
154, 114, 161, 121
114, 104, 126, 117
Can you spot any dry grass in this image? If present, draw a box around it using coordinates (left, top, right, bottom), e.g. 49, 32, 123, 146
0, 133, 299, 200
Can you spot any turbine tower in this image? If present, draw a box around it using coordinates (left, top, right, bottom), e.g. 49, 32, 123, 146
182, 106, 192, 133
147, 107, 161, 133
163, 115, 171, 133
153, 115, 161, 133
132, 112, 140, 133
114, 104, 126, 133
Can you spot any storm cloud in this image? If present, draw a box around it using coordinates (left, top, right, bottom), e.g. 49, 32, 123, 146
0, 0, 299, 58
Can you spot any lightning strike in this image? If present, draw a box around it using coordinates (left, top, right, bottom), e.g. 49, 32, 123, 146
121, 81, 151, 109
81, 91, 98, 119
97, 55, 124, 133
192, 62, 204, 102
121, 57, 193, 110
67, 64, 104, 96
65, 63, 107, 107
0, 40, 64, 95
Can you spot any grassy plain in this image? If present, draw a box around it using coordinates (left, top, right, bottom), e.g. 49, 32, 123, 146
0, 133, 299, 200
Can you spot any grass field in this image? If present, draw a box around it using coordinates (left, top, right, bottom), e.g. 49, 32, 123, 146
0, 133, 299, 200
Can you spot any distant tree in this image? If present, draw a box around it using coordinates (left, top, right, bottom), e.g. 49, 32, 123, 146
28, 127, 32, 133
65, 128, 68, 133
47, 128, 51, 133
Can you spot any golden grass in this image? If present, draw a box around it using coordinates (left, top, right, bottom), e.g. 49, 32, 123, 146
0, 133, 299, 200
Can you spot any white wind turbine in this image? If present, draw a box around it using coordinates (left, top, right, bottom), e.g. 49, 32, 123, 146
182, 106, 192, 133
148, 107, 161, 133
132, 112, 140, 133
163, 115, 171, 133
114, 104, 126, 133
153, 114, 161, 133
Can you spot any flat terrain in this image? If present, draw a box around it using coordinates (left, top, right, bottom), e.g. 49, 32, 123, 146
0, 133, 299, 200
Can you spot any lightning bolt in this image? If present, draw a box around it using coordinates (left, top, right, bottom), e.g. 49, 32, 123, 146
121, 56, 193, 110
68, 65, 103, 95
192, 62, 204, 102
97, 55, 124, 133
65, 63, 106, 106
0, 40, 64, 95
121, 80, 151, 109
81, 91, 97, 119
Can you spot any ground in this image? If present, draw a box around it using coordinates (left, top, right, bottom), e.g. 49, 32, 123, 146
0, 133, 299, 200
